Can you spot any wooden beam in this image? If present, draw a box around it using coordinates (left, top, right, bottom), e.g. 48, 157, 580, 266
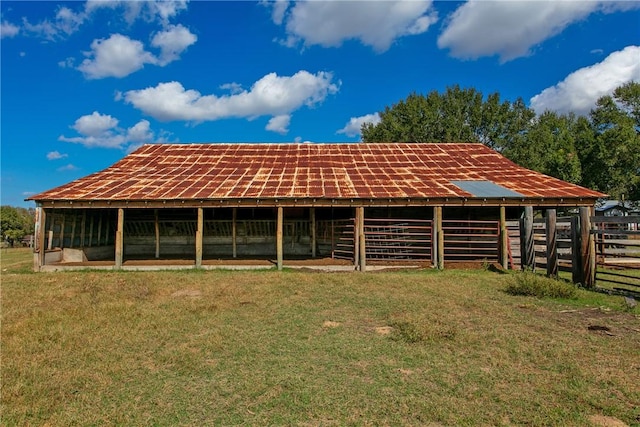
579, 207, 595, 287
196, 207, 203, 268
154, 209, 160, 259
97, 212, 102, 247
435, 206, 444, 269
358, 207, 366, 272
546, 208, 558, 277
48, 210, 54, 251
432, 207, 438, 268
232, 207, 237, 258
115, 208, 124, 269
37, 196, 601, 210
70, 213, 77, 248
310, 207, 316, 258
353, 209, 360, 268
276, 207, 283, 270
571, 216, 581, 284
59, 213, 66, 249
80, 210, 86, 248
500, 206, 508, 269
88, 215, 94, 247
521, 206, 534, 271
35, 207, 46, 271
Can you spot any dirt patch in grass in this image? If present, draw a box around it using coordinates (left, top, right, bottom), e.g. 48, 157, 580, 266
589, 414, 629, 427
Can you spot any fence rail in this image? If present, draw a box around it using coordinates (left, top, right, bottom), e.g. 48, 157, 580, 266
592, 216, 640, 293
442, 219, 499, 261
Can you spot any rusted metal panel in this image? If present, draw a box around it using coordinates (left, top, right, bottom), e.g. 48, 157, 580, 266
28, 143, 605, 203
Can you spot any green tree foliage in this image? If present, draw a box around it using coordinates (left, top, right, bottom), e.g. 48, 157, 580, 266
362, 82, 640, 199
1, 206, 35, 246
506, 111, 582, 183
580, 82, 640, 200
361, 85, 534, 151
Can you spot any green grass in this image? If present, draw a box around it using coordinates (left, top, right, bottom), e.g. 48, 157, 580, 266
2, 250, 639, 426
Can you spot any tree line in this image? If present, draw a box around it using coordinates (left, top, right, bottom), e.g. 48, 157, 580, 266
362, 82, 640, 201
1, 206, 35, 247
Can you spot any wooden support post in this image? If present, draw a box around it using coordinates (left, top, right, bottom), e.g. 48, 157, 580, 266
353, 209, 360, 268
115, 208, 124, 269
500, 206, 508, 270
521, 206, 534, 271
435, 206, 444, 269
546, 208, 558, 277
232, 208, 237, 258
196, 207, 203, 268
70, 213, 77, 248
571, 216, 581, 284
59, 213, 66, 249
97, 213, 102, 247
80, 211, 86, 248
35, 207, 46, 271
48, 211, 54, 251
580, 207, 595, 287
276, 207, 284, 270
432, 207, 438, 268
358, 207, 366, 271
310, 208, 316, 258
88, 215, 94, 247
154, 209, 160, 259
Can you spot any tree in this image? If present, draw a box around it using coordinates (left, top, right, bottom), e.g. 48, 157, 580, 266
580, 82, 640, 200
0, 206, 35, 246
505, 111, 582, 184
361, 85, 535, 152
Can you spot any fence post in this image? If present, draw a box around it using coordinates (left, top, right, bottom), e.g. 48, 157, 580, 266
571, 216, 582, 284
115, 208, 124, 269
35, 207, 46, 271
434, 206, 444, 269
195, 207, 203, 268
358, 207, 366, 272
432, 207, 438, 268
232, 208, 237, 258
546, 208, 558, 277
354, 209, 360, 269
579, 207, 595, 287
276, 207, 283, 271
500, 206, 508, 269
520, 206, 534, 271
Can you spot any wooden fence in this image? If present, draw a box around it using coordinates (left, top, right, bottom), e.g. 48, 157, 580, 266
592, 216, 640, 293
442, 219, 500, 262
364, 218, 432, 260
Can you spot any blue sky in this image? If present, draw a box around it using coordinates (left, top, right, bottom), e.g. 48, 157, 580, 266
1, 0, 639, 208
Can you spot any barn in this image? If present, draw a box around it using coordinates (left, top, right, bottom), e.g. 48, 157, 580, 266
28, 142, 604, 272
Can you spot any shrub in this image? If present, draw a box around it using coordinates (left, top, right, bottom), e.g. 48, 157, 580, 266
505, 272, 577, 299
390, 318, 456, 344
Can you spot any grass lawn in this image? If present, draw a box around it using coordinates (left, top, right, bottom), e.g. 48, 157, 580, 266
2, 248, 639, 426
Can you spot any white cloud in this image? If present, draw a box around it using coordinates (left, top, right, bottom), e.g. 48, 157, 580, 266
78, 34, 157, 79
1, 20, 19, 38
57, 164, 78, 172
269, 0, 437, 52
266, 0, 290, 25
10, 0, 189, 41
220, 82, 243, 94
530, 45, 640, 116
46, 151, 68, 160
266, 115, 291, 134
123, 70, 340, 133
76, 28, 196, 79
337, 113, 381, 138
59, 111, 164, 149
151, 24, 197, 65
438, 0, 640, 62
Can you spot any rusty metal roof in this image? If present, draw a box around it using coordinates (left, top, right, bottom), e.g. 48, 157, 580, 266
28, 143, 605, 202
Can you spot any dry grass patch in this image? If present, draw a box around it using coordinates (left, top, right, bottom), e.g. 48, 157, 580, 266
2, 252, 639, 426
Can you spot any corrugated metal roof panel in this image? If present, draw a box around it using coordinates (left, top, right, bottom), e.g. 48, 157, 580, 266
28, 143, 606, 202
450, 180, 524, 198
